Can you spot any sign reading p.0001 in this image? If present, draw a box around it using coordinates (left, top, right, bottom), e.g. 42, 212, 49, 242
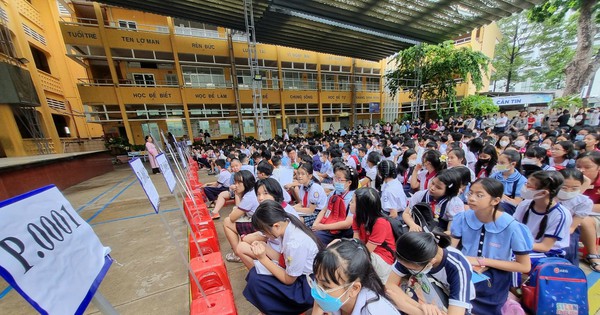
0, 185, 112, 315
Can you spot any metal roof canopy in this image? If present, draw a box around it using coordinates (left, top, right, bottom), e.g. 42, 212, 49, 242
95, 0, 543, 61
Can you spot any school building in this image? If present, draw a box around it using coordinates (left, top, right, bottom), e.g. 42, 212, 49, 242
0, 0, 500, 156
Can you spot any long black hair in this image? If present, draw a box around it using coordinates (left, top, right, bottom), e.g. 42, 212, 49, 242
234, 170, 256, 196
255, 178, 284, 203
397, 149, 417, 175
525, 170, 564, 240
251, 200, 323, 249
353, 187, 384, 234
377, 159, 397, 179
395, 231, 451, 266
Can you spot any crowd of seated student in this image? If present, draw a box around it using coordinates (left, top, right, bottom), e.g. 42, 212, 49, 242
190, 114, 600, 314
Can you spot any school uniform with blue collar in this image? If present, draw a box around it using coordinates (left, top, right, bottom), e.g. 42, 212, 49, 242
451, 210, 533, 315
314, 190, 355, 245
298, 181, 328, 228
243, 223, 318, 315
489, 171, 527, 214
513, 199, 572, 263
330, 288, 400, 315
392, 246, 475, 312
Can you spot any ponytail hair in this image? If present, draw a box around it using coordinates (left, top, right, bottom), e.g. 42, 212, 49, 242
526, 171, 564, 240
395, 231, 451, 266
251, 200, 323, 250
377, 159, 397, 179
423, 150, 446, 172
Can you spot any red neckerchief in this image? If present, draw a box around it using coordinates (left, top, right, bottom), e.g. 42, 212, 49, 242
403, 169, 410, 185
424, 171, 437, 189
281, 201, 288, 209
477, 168, 487, 179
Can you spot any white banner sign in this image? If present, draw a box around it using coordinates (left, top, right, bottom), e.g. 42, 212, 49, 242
492, 94, 553, 106
156, 153, 177, 193
0, 185, 112, 315
176, 145, 188, 169
129, 158, 160, 213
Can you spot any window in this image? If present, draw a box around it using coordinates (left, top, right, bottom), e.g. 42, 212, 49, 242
30, 45, 51, 74
118, 20, 137, 30
165, 74, 178, 86
182, 67, 227, 87
366, 77, 380, 91
132, 73, 155, 86
321, 74, 335, 90
0, 24, 16, 58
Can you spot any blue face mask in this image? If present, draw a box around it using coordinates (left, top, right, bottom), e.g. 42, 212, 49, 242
575, 135, 585, 141
334, 182, 346, 194
338, 143, 344, 148
309, 280, 354, 312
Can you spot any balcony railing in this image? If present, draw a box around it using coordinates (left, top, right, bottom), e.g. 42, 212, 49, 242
107, 21, 169, 34
282, 80, 318, 90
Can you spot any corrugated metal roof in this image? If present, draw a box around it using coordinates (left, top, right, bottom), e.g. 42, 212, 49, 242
95, 0, 543, 60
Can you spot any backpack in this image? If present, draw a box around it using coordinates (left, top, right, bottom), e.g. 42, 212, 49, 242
381, 217, 407, 256
350, 155, 362, 172
522, 257, 588, 315
321, 194, 348, 234
419, 193, 448, 231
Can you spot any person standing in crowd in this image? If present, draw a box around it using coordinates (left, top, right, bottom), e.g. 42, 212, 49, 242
145, 135, 160, 174
494, 112, 508, 133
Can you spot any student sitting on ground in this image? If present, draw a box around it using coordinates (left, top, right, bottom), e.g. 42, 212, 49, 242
207, 159, 242, 219
201, 159, 231, 207
222, 170, 260, 263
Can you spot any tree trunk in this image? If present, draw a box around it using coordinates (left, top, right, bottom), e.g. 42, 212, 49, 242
505, 23, 519, 92
562, 0, 598, 96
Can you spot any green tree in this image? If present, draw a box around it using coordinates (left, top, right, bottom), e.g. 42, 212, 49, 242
527, 13, 578, 90
491, 11, 536, 92
459, 95, 500, 116
385, 41, 489, 112
551, 94, 584, 110
529, 0, 600, 96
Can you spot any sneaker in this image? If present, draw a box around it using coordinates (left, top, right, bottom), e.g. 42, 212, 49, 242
211, 211, 220, 220
225, 252, 241, 263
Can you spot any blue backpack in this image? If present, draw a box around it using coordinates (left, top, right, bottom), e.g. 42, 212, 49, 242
522, 257, 588, 315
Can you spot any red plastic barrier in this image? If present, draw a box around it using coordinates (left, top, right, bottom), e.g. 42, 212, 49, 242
183, 198, 208, 223
190, 289, 237, 315
190, 213, 215, 234
189, 253, 232, 300
192, 188, 207, 203
189, 230, 220, 259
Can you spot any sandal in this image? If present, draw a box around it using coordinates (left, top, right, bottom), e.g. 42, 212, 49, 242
586, 254, 600, 272
225, 252, 241, 263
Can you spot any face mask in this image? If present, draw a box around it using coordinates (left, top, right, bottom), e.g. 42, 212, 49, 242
557, 189, 579, 200
520, 186, 545, 200
408, 160, 418, 167
334, 182, 346, 194
321, 157, 326, 163
407, 263, 433, 276
575, 135, 585, 141
499, 140, 510, 148
513, 140, 525, 148
522, 158, 538, 165
540, 143, 551, 150
310, 281, 354, 313
495, 164, 510, 172
338, 143, 344, 148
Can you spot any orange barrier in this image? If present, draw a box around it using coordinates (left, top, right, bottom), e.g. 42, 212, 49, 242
190, 289, 237, 315
189, 253, 232, 300
183, 198, 209, 224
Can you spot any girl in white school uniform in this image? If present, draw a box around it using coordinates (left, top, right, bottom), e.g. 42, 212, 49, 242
385, 231, 474, 315
557, 168, 594, 266
403, 169, 464, 233
378, 160, 408, 219
310, 238, 400, 315
513, 170, 573, 264
236, 178, 299, 269
243, 200, 322, 315
451, 178, 533, 314
293, 162, 328, 228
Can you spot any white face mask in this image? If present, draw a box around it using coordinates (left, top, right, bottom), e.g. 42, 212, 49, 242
408, 160, 418, 167
495, 164, 510, 173
540, 143, 551, 150
520, 186, 545, 200
499, 140, 510, 148
522, 158, 538, 166
557, 189, 579, 200
513, 140, 526, 148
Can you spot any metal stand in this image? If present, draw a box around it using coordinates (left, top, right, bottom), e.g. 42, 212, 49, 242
244, 0, 265, 141
92, 291, 119, 315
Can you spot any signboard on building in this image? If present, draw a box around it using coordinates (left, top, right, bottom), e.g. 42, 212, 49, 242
369, 102, 380, 113
492, 94, 553, 106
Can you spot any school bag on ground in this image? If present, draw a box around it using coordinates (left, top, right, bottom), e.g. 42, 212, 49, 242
521, 257, 588, 315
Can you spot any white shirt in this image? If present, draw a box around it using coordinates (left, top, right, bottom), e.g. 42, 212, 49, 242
281, 223, 319, 276
381, 180, 408, 213
331, 288, 400, 315
496, 116, 508, 127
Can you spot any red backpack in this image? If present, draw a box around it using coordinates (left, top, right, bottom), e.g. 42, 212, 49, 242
321, 194, 348, 234
350, 155, 362, 172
